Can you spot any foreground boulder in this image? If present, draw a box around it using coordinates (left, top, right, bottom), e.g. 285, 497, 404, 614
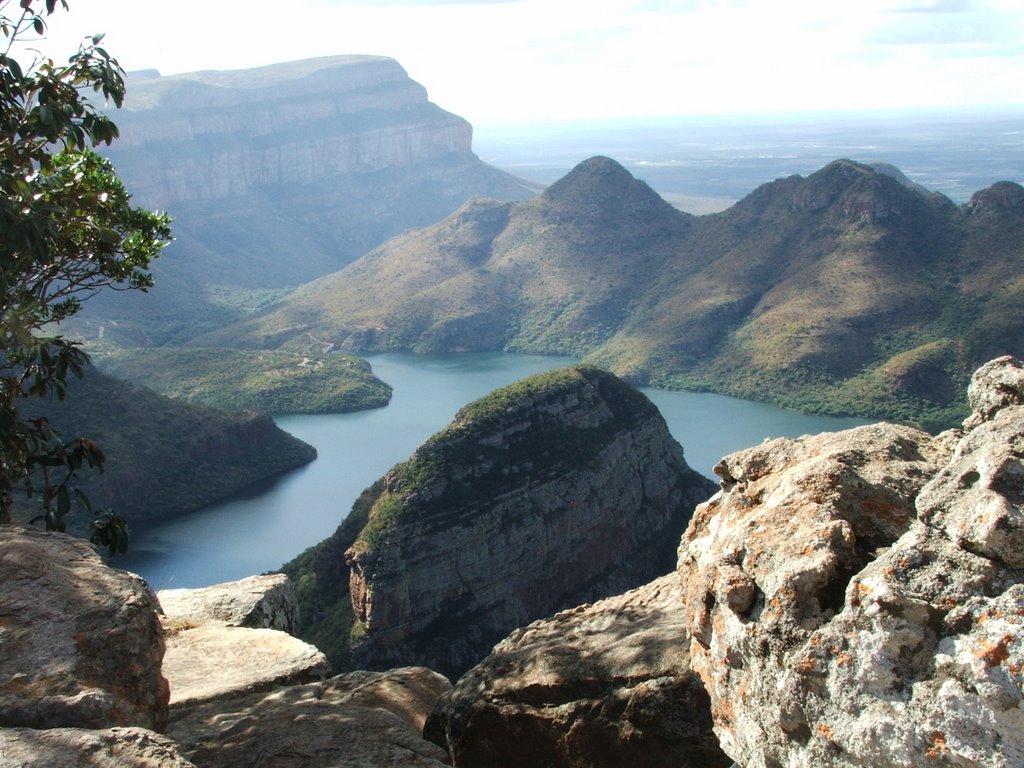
158, 573, 299, 634
428, 573, 729, 768
297, 365, 715, 677
162, 626, 331, 709
679, 355, 1024, 767
0, 727, 195, 768
166, 667, 451, 767
0, 529, 169, 731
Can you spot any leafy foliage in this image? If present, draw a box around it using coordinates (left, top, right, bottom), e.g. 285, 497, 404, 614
0, 1, 171, 541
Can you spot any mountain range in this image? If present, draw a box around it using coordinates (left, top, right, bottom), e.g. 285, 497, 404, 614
199, 156, 1024, 430
82, 56, 538, 345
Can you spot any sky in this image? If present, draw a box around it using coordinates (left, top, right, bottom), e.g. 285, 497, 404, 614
22, 0, 1024, 128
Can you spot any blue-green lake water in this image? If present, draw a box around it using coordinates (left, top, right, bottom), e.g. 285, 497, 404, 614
117, 352, 870, 589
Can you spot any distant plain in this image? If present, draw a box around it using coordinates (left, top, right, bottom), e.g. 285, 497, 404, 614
476, 108, 1024, 213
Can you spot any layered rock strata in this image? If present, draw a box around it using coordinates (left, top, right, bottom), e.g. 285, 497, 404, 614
679, 355, 1024, 767
342, 365, 716, 678
427, 573, 730, 768
112, 56, 476, 207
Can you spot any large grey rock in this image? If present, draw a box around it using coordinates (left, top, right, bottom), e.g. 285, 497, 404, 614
0, 529, 169, 731
0, 726, 195, 768
162, 625, 330, 709
428, 573, 729, 768
157, 573, 299, 634
167, 667, 451, 767
679, 357, 1024, 767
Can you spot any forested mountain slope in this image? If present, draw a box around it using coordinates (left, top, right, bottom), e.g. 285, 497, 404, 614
17, 368, 317, 535
207, 157, 1024, 430
80, 56, 539, 345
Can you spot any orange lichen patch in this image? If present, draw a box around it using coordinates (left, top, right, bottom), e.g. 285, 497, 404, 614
796, 655, 818, 674
976, 635, 1014, 668
849, 580, 873, 608
936, 595, 959, 612
979, 608, 1023, 625
834, 652, 853, 666
926, 731, 949, 759
818, 723, 834, 740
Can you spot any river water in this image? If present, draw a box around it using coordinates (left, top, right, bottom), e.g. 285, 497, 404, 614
117, 352, 870, 589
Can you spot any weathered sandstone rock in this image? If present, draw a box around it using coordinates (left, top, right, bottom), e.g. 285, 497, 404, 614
167, 667, 450, 767
157, 573, 299, 634
0, 726, 195, 768
162, 625, 330, 709
679, 356, 1024, 767
427, 573, 729, 768
342, 366, 716, 677
0, 529, 169, 731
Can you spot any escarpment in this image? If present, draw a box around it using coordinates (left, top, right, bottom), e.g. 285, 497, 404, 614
312, 365, 715, 679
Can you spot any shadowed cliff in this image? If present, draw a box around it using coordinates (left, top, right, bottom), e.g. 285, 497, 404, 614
282, 365, 714, 677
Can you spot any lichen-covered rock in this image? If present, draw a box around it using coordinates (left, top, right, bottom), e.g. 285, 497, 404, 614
162, 625, 330, 710
0, 726, 195, 768
0, 529, 169, 731
341, 365, 715, 678
166, 667, 451, 767
679, 356, 1024, 767
157, 573, 299, 635
962, 354, 1024, 432
427, 573, 729, 768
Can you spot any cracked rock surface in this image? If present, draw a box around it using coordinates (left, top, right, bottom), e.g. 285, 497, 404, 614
679, 355, 1024, 767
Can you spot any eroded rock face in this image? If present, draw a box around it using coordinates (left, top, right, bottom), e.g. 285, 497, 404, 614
427, 573, 729, 768
344, 366, 716, 678
166, 667, 451, 768
0, 726, 195, 768
0, 529, 169, 731
158, 573, 299, 635
680, 356, 1024, 767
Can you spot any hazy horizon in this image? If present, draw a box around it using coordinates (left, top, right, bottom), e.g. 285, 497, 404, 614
32, 0, 1024, 129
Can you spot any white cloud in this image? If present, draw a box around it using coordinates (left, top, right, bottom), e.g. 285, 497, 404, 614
26, 0, 1024, 125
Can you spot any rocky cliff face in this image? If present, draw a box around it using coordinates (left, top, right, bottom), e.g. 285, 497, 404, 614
111, 56, 474, 207
429, 356, 1024, 767
83, 56, 539, 346
337, 366, 715, 678
678, 355, 1024, 767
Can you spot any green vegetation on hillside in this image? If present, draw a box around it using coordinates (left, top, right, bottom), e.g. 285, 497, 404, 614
214, 157, 1023, 433
280, 365, 665, 667
18, 367, 316, 534
96, 348, 391, 414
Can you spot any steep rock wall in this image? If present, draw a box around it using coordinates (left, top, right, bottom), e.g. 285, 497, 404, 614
109, 56, 472, 207
342, 366, 715, 678
678, 355, 1024, 767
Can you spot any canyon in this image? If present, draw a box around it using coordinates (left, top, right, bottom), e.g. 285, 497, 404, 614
3, 356, 1022, 766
